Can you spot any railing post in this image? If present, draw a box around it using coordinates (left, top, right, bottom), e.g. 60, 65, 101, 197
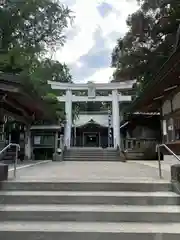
0, 143, 20, 179
14, 145, 19, 179
157, 145, 163, 179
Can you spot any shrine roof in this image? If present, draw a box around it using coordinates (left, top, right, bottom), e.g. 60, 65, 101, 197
124, 45, 180, 113
0, 73, 53, 123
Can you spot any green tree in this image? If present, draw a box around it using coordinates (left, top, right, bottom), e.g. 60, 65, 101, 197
0, 0, 73, 56
30, 58, 73, 123
0, 0, 74, 123
28, 58, 72, 123
111, 0, 180, 94
29, 58, 72, 94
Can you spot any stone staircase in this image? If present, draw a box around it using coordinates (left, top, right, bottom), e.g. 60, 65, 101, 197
0, 146, 16, 164
0, 181, 180, 239
64, 147, 120, 161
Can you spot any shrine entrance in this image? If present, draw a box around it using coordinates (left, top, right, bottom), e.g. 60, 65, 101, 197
83, 132, 100, 147
74, 121, 109, 147
48, 80, 135, 149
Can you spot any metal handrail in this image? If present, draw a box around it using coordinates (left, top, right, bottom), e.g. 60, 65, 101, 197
0, 143, 20, 178
156, 143, 180, 179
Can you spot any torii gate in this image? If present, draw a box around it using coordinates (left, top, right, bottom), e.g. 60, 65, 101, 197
48, 80, 135, 148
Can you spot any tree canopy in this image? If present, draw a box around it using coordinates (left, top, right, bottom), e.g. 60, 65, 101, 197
0, 0, 72, 55
111, 0, 180, 94
29, 58, 73, 123
0, 0, 74, 123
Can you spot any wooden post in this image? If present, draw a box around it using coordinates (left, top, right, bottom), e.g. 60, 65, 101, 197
24, 125, 31, 160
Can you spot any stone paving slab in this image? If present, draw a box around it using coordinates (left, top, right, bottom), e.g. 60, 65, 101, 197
132, 158, 178, 172
2, 204, 180, 212
0, 221, 180, 233
8, 161, 171, 182
1, 191, 177, 196
8, 160, 51, 172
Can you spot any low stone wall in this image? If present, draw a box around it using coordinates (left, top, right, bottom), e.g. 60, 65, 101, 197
0, 141, 6, 150
164, 155, 180, 161
0, 163, 8, 181
171, 164, 180, 194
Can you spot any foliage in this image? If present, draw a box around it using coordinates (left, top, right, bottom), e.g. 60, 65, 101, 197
0, 0, 74, 123
22, 56, 78, 123
111, 0, 180, 95
29, 58, 72, 95
29, 58, 73, 122
0, 0, 73, 54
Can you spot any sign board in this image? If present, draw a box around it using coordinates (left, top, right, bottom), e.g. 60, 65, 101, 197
168, 125, 173, 131
88, 82, 96, 99
163, 120, 167, 135
0, 0, 5, 5
34, 136, 41, 145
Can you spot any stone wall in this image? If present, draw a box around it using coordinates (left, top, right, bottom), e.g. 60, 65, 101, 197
0, 140, 6, 150
125, 115, 161, 140
171, 164, 180, 194
131, 126, 158, 139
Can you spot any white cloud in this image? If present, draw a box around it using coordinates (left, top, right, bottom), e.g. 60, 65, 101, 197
55, 0, 139, 83
86, 67, 115, 83
76, 61, 84, 68
98, 1, 137, 37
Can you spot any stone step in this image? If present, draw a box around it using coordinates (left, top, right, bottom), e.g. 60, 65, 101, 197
1, 204, 180, 222
66, 149, 117, 151
65, 153, 118, 158
63, 158, 120, 161
64, 155, 120, 161
65, 152, 118, 156
64, 150, 120, 161
64, 155, 118, 158
3, 155, 15, 160
0, 222, 179, 240
67, 148, 117, 151
1, 191, 178, 205
64, 158, 119, 160
1, 182, 172, 192
65, 151, 118, 156
1, 160, 15, 164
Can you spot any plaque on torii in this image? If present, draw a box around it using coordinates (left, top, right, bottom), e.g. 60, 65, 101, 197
88, 81, 96, 99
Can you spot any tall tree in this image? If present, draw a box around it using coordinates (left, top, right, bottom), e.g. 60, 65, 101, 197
29, 58, 73, 123
0, 0, 74, 122
0, 0, 73, 56
111, 0, 180, 94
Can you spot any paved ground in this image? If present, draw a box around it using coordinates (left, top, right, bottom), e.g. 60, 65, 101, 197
7, 159, 173, 182
8, 160, 50, 172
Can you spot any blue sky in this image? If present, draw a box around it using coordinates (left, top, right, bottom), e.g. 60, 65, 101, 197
55, 0, 139, 83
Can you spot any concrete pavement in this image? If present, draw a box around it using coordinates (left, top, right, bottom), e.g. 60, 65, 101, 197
7, 160, 171, 182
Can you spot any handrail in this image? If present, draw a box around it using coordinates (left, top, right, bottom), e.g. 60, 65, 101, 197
0, 143, 20, 178
156, 143, 180, 179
